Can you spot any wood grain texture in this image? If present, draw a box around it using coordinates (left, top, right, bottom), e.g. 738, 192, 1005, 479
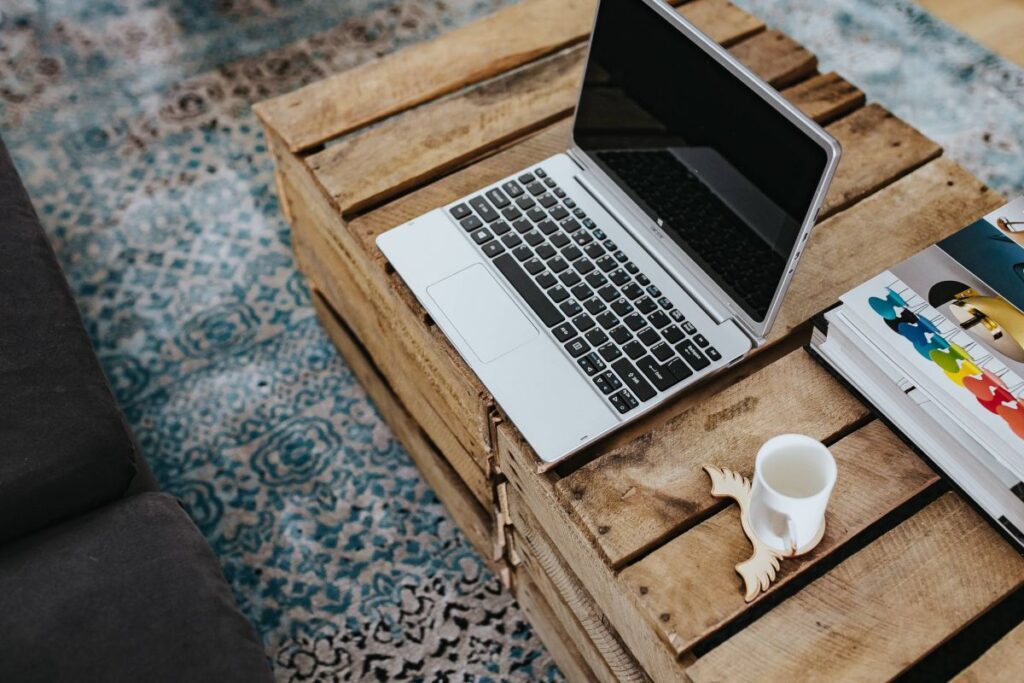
728, 29, 817, 87
782, 71, 865, 124
310, 290, 494, 560
253, 0, 598, 152
821, 103, 942, 217
557, 350, 871, 568
687, 493, 1024, 682
952, 619, 1024, 683
510, 492, 649, 683
677, 0, 765, 46
770, 157, 1005, 343
620, 420, 939, 656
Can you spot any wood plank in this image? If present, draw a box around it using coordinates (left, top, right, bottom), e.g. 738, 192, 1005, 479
252, 0, 598, 153
510, 492, 649, 683
557, 350, 870, 568
782, 71, 865, 125
728, 29, 817, 87
310, 290, 494, 560
275, 142, 495, 501
952, 620, 1024, 683
770, 157, 1005, 343
620, 420, 940, 657
307, 0, 775, 216
821, 103, 942, 218
687, 493, 1024, 682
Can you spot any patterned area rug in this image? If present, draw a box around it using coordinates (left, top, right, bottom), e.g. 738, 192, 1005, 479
1, 1, 1020, 681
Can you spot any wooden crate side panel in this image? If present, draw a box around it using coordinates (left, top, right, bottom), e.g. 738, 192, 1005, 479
770, 157, 1004, 343
620, 419, 940, 656
952, 620, 1024, 683
557, 350, 871, 568
509, 493, 649, 683
252, 0, 598, 153
686, 493, 1024, 683
310, 290, 494, 561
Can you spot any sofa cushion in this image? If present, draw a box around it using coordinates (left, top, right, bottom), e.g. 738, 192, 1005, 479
0, 492, 273, 683
0, 136, 137, 543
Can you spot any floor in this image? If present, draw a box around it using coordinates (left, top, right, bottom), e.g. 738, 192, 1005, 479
918, 0, 1024, 66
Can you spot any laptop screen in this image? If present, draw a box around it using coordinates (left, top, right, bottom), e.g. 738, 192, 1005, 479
574, 0, 829, 323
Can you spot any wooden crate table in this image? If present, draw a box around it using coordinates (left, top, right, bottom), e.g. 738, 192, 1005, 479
255, 0, 1024, 679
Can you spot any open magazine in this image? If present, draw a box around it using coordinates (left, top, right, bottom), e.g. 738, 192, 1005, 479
809, 197, 1024, 551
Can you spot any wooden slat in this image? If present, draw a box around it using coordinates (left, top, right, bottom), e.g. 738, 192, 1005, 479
306, 0, 775, 217
782, 71, 865, 124
510, 492, 649, 683
728, 29, 817, 87
252, 0, 598, 153
556, 350, 870, 568
952, 620, 1024, 683
309, 290, 494, 560
770, 157, 1005, 343
620, 420, 940, 656
687, 493, 1024, 682
821, 103, 942, 217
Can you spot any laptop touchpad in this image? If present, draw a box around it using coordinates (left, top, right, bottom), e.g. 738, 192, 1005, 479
428, 264, 538, 363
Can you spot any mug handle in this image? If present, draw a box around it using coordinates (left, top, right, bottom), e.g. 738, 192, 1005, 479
782, 515, 798, 556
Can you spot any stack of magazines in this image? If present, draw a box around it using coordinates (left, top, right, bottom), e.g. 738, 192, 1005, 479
809, 197, 1024, 551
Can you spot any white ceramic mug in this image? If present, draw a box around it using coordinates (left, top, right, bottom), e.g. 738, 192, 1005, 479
749, 434, 837, 556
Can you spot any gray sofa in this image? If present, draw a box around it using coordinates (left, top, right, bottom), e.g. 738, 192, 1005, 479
0, 136, 273, 682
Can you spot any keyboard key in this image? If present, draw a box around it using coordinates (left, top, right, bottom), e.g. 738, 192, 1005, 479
609, 389, 638, 414
548, 285, 569, 303
610, 298, 633, 317
593, 229, 606, 240
624, 313, 645, 331
582, 217, 596, 229
611, 358, 656, 401
625, 261, 639, 274
621, 283, 643, 300
460, 215, 483, 232
550, 206, 569, 221
609, 269, 630, 286
585, 243, 606, 259
586, 272, 608, 288
586, 329, 609, 347
518, 172, 535, 184
470, 196, 499, 222
561, 245, 583, 261
573, 314, 595, 332
502, 180, 524, 197
614, 250, 628, 263
515, 195, 535, 210
535, 271, 556, 289
597, 370, 622, 392
535, 168, 546, 178
596, 256, 616, 272
450, 203, 471, 219
492, 253, 564, 327
550, 232, 570, 248
646, 284, 662, 298
501, 233, 522, 248
552, 323, 576, 342
482, 241, 504, 258
565, 338, 590, 358
491, 220, 511, 236
694, 334, 709, 348
636, 355, 679, 392
471, 228, 493, 244
623, 340, 645, 360
666, 358, 693, 382
564, 199, 576, 208
571, 284, 593, 300
603, 239, 617, 251
561, 218, 581, 233
598, 343, 622, 362
539, 194, 557, 208
513, 218, 532, 234
559, 271, 581, 287
584, 298, 606, 315
637, 327, 659, 346
609, 326, 632, 345
535, 244, 556, 260
537, 219, 558, 235
524, 258, 544, 275
598, 285, 618, 302
658, 297, 673, 310
648, 310, 670, 329
544, 177, 556, 188
524, 231, 543, 246
683, 321, 697, 335
652, 342, 674, 362
578, 354, 600, 376
527, 181, 545, 196
596, 311, 618, 330
527, 207, 546, 222
670, 309, 685, 323
548, 257, 569, 273
662, 324, 684, 344
594, 372, 615, 395
636, 297, 657, 314
560, 300, 583, 317
707, 347, 721, 361
501, 206, 521, 221
554, 188, 566, 198
676, 340, 710, 371
573, 231, 594, 246
636, 273, 651, 286
583, 350, 605, 372
512, 245, 532, 261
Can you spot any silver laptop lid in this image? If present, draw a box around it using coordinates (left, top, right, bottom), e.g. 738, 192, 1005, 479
568, 0, 840, 342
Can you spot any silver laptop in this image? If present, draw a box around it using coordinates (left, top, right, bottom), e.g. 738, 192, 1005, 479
377, 0, 840, 465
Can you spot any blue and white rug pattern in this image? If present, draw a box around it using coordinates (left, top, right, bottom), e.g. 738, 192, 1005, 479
1, 0, 1020, 680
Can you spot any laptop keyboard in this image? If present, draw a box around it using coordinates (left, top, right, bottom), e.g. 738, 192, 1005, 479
448, 165, 721, 415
